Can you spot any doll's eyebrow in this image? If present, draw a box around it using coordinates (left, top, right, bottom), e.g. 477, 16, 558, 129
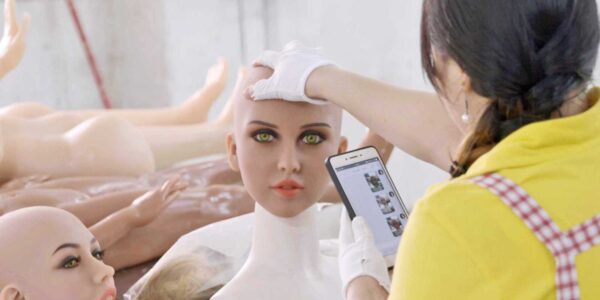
53, 243, 80, 254
52, 238, 96, 255
249, 120, 278, 128
301, 122, 331, 129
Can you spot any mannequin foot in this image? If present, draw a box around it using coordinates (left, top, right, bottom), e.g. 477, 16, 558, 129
177, 57, 229, 124
212, 67, 245, 128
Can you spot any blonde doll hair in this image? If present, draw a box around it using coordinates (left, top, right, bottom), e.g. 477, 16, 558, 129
134, 251, 230, 300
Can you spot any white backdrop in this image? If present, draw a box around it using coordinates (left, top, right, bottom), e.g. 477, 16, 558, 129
0, 0, 466, 208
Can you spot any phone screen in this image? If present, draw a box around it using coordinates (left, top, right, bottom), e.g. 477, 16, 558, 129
333, 156, 408, 257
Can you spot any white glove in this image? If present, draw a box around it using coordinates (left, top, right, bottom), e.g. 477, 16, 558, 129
338, 208, 391, 298
250, 40, 335, 105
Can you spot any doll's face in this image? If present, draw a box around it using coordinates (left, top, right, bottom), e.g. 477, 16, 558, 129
227, 67, 347, 218
0, 207, 116, 300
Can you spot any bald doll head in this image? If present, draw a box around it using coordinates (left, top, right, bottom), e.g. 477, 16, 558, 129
226, 66, 347, 218
0, 207, 115, 300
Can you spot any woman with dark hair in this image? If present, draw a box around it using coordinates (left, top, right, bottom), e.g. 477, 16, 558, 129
249, 0, 600, 299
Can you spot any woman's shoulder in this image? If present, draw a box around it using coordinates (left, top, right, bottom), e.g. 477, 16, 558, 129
409, 175, 524, 238
416, 176, 497, 213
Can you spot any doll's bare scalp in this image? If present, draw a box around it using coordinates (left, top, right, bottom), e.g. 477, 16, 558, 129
232, 66, 343, 134
0, 207, 90, 286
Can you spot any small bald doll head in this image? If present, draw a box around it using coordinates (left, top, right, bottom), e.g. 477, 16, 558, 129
0, 207, 116, 300
226, 66, 347, 218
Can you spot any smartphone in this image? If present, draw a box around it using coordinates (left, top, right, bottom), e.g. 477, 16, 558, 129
326, 146, 409, 267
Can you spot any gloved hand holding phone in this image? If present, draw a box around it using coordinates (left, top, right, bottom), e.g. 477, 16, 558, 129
338, 208, 391, 298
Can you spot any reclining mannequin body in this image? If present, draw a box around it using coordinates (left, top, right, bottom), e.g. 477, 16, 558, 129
0, 0, 235, 176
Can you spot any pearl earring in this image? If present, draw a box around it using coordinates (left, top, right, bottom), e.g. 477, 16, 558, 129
461, 89, 470, 124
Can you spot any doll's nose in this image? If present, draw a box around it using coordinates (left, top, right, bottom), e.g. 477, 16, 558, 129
92, 257, 115, 285
277, 144, 301, 173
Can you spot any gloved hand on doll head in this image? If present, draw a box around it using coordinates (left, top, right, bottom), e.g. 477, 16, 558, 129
0, 207, 117, 300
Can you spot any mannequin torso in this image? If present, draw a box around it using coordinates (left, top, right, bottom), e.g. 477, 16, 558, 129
213, 203, 342, 300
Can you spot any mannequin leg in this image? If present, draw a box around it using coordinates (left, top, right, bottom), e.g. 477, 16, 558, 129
139, 91, 234, 169
0, 59, 228, 126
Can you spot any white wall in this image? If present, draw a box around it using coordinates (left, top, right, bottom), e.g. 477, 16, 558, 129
0, 0, 451, 209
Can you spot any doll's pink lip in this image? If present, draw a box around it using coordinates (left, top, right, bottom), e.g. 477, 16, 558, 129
271, 179, 304, 199
98, 286, 116, 300
271, 179, 305, 190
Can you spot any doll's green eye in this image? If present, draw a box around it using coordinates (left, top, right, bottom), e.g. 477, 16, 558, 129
92, 250, 105, 261
254, 132, 275, 143
302, 133, 323, 145
62, 257, 80, 269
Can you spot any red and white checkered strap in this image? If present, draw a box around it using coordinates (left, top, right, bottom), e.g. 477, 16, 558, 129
472, 173, 600, 300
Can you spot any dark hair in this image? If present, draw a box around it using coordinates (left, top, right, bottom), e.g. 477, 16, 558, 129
421, 0, 600, 177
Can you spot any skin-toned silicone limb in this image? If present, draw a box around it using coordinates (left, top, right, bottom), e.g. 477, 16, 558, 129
307, 66, 461, 171
60, 189, 148, 226
0, 207, 116, 300
0, 174, 50, 192
55, 58, 229, 126
140, 121, 230, 170
89, 176, 188, 250
0, 157, 241, 219
140, 69, 240, 169
102, 184, 254, 270
0, 0, 30, 79
0, 58, 227, 126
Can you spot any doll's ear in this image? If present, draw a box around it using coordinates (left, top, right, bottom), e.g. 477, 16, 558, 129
226, 133, 240, 172
337, 136, 348, 154
0, 285, 25, 300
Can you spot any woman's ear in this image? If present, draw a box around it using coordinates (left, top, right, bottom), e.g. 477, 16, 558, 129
337, 137, 348, 154
460, 70, 474, 93
0, 285, 24, 300
226, 133, 240, 172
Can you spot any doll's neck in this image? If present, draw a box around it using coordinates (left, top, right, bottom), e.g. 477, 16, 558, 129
248, 203, 321, 273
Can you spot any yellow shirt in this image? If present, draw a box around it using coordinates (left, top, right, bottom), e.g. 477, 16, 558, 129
389, 88, 600, 299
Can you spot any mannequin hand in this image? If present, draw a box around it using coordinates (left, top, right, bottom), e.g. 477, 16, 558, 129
249, 40, 334, 104
128, 176, 188, 227
339, 208, 391, 298
0, 0, 30, 79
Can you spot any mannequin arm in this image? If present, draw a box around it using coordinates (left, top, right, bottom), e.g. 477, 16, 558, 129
60, 189, 148, 226
0, 0, 30, 79
102, 184, 254, 269
89, 177, 187, 249
0, 174, 49, 192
